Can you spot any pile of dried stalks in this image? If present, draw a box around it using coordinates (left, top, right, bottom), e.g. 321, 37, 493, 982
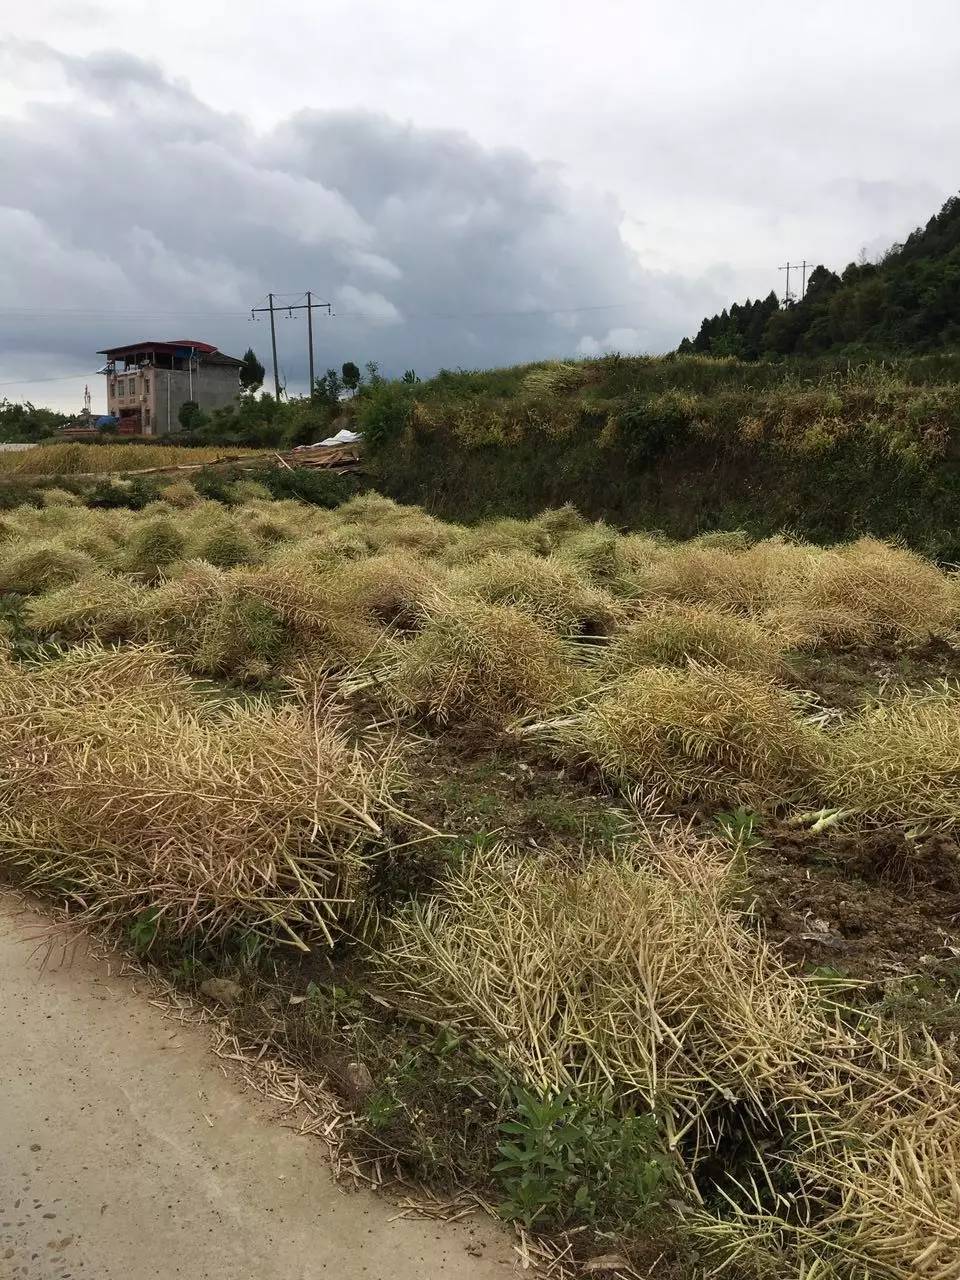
598, 604, 783, 677
822, 688, 960, 827
454, 550, 620, 636
529, 663, 822, 806
374, 833, 819, 1155
138, 561, 287, 678
383, 600, 580, 726
24, 570, 147, 642
0, 646, 395, 947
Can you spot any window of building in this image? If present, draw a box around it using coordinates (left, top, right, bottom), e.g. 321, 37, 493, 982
143, 376, 150, 395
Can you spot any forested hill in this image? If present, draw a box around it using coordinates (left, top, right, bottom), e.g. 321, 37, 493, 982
679, 192, 960, 359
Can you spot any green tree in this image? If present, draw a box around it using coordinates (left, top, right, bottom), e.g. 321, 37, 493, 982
178, 400, 208, 431
239, 348, 265, 394
341, 361, 361, 394
0, 399, 70, 443
313, 368, 343, 409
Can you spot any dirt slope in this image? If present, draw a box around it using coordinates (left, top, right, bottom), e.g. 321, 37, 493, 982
0, 896, 514, 1280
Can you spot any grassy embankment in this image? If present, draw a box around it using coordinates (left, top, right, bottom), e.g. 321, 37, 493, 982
0, 487, 958, 1275
359, 352, 960, 558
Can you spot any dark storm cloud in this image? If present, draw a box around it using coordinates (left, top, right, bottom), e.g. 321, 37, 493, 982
0, 46, 718, 401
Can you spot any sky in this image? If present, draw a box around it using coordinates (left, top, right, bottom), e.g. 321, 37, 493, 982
1, 1, 958, 412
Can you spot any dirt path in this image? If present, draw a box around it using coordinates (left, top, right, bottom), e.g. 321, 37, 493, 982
0, 896, 515, 1280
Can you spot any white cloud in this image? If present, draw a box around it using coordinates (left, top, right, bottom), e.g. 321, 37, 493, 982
336, 285, 402, 326
0, 46, 712, 409
2, 3, 958, 409
577, 327, 646, 357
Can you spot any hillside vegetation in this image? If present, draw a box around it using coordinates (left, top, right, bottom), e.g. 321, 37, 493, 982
681, 191, 960, 358
357, 352, 960, 556
0, 489, 958, 1277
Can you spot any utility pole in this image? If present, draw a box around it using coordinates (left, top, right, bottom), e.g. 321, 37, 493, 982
796, 259, 814, 298
778, 261, 794, 306
249, 293, 281, 399
306, 289, 315, 394
250, 292, 332, 399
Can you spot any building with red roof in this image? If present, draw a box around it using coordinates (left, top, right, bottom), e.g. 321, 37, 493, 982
97, 339, 244, 435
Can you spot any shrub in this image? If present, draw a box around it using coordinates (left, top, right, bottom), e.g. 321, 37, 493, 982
536, 663, 822, 806
385, 601, 579, 727
84, 479, 137, 509
0, 481, 42, 511
223, 479, 272, 504
356, 379, 415, 447
259, 466, 356, 506
494, 1086, 671, 1229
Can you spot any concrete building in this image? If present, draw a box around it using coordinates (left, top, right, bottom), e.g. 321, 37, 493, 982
97, 339, 244, 435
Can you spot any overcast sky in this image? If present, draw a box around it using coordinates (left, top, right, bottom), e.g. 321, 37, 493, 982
1, 1, 957, 411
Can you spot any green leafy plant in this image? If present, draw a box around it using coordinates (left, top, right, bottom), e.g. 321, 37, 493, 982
128, 906, 161, 954
494, 1085, 671, 1229
715, 806, 766, 874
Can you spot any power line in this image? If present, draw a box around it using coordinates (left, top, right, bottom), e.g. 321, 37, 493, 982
0, 371, 95, 388
0, 300, 633, 323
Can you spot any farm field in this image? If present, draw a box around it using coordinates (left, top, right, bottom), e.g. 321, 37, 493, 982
0, 487, 958, 1277
0, 441, 268, 476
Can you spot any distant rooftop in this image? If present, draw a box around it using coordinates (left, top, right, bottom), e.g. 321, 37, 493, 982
97, 339, 243, 366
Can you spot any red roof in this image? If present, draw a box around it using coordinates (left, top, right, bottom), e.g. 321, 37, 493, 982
97, 338, 221, 357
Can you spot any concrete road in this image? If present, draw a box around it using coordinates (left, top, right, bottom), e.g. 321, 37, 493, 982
0, 897, 515, 1280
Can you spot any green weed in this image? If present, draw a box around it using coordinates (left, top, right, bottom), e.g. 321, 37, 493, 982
494, 1085, 672, 1229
